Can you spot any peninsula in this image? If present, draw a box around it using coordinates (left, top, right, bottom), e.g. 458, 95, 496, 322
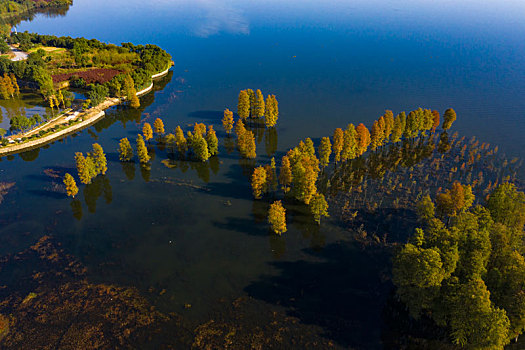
0, 32, 173, 155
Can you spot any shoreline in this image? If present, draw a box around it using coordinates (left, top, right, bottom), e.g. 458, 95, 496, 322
0, 63, 173, 157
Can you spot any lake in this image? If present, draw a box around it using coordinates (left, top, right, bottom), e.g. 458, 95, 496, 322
1, 0, 525, 348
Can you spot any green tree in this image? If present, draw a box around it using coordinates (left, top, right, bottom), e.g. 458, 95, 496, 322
391, 112, 406, 143
264, 95, 278, 127
118, 137, 133, 162
442, 108, 457, 131
136, 134, 150, 164
486, 183, 525, 231
192, 134, 210, 162
318, 137, 332, 168
383, 110, 394, 141
222, 108, 234, 134
237, 90, 250, 120
238, 130, 256, 159
370, 120, 382, 151
251, 166, 267, 199
268, 200, 287, 235
63, 173, 78, 198
310, 193, 329, 224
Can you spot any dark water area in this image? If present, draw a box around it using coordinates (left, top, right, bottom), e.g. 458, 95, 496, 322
0, 0, 524, 348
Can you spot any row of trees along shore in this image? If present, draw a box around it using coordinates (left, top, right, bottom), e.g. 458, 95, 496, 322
259, 107, 457, 235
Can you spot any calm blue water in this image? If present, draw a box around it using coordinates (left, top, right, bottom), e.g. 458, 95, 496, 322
0, 0, 524, 347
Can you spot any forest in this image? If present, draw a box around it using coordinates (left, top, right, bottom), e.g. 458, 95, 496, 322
0, 0, 72, 17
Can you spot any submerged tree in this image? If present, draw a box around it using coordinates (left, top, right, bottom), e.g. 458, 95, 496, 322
63, 173, 78, 198
136, 134, 150, 164
118, 137, 134, 162
318, 137, 332, 168
142, 122, 153, 143
75, 152, 92, 185
254, 89, 265, 119
310, 193, 329, 224
279, 155, 292, 193
91, 143, 107, 176
251, 166, 267, 199
268, 200, 287, 235
153, 118, 165, 135
206, 126, 219, 156
442, 108, 457, 131
222, 108, 234, 134
332, 128, 344, 162
238, 90, 250, 120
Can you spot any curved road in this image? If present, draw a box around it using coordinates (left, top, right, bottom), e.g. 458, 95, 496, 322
9, 45, 28, 61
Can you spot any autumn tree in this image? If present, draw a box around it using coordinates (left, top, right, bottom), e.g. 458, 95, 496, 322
193, 122, 207, 137
404, 110, 419, 139
130, 94, 140, 108
442, 108, 457, 130
356, 123, 371, 156
222, 108, 234, 134
251, 166, 267, 199
268, 200, 287, 235
383, 110, 394, 141
63, 173, 78, 198
332, 128, 344, 162
238, 130, 256, 159
318, 137, 332, 168
264, 95, 278, 127
91, 143, 107, 176
153, 118, 165, 135
234, 118, 246, 137
175, 126, 188, 156
118, 137, 133, 161
370, 120, 382, 151
136, 134, 150, 164
206, 125, 219, 156
237, 90, 250, 120
435, 181, 474, 218
431, 110, 440, 133
391, 112, 406, 143
142, 123, 153, 143
192, 133, 210, 162
310, 193, 329, 224
75, 152, 92, 185
341, 124, 357, 161
254, 89, 265, 118
279, 155, 292, 193
247, 89, 255, 117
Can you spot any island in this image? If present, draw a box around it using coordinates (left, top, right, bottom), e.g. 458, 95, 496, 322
0, 31, 173, 155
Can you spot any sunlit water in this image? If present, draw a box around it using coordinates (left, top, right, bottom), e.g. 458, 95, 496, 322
0, 0, 524, 347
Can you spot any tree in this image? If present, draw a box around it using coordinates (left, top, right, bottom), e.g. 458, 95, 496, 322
118, 137, 133, 161
238, 130, 256, 159
370, 120, 382, 151
318, 137, 332, 168
206, 126, 219, 156
310, 193, 329, 224
193, 122, 207, 137
235, 118, 246, 137
175, 126, 187, 156
63, 173, 78, 198
192, 134, 210, 162
332, 128, 344, 162
383, 110, 394, 141
136, 134, 150, 164
442, 108, 457, 131
431, 110, 440, 133
341, 124, 357, 161
75, 152, 92, 185
237, 90, 250, 120
222, 108, 234, 134
0, 128, 6, 138
392, 112, 406, 143
279, 155, 292, 193
247, 89, 255, 117
130, 93, 141, 109
356, 123, 370, 156
251, 166, 267, 199
404, 110, 419, 139
268, 200, 287, 235
153, 118, 165, 135
436, 182, 474, 218
487, 183, 525, 231
142, 123, 153, 142
416, 195, 435, 223
254, 89, 265, 118
91, 143, 107, 175
264, 95, 279, 127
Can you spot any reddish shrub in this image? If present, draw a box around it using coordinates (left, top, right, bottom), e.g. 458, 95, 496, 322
52, 69, 121, 84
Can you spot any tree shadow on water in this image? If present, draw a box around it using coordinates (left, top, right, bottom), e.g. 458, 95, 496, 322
244, 241, 392, 349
